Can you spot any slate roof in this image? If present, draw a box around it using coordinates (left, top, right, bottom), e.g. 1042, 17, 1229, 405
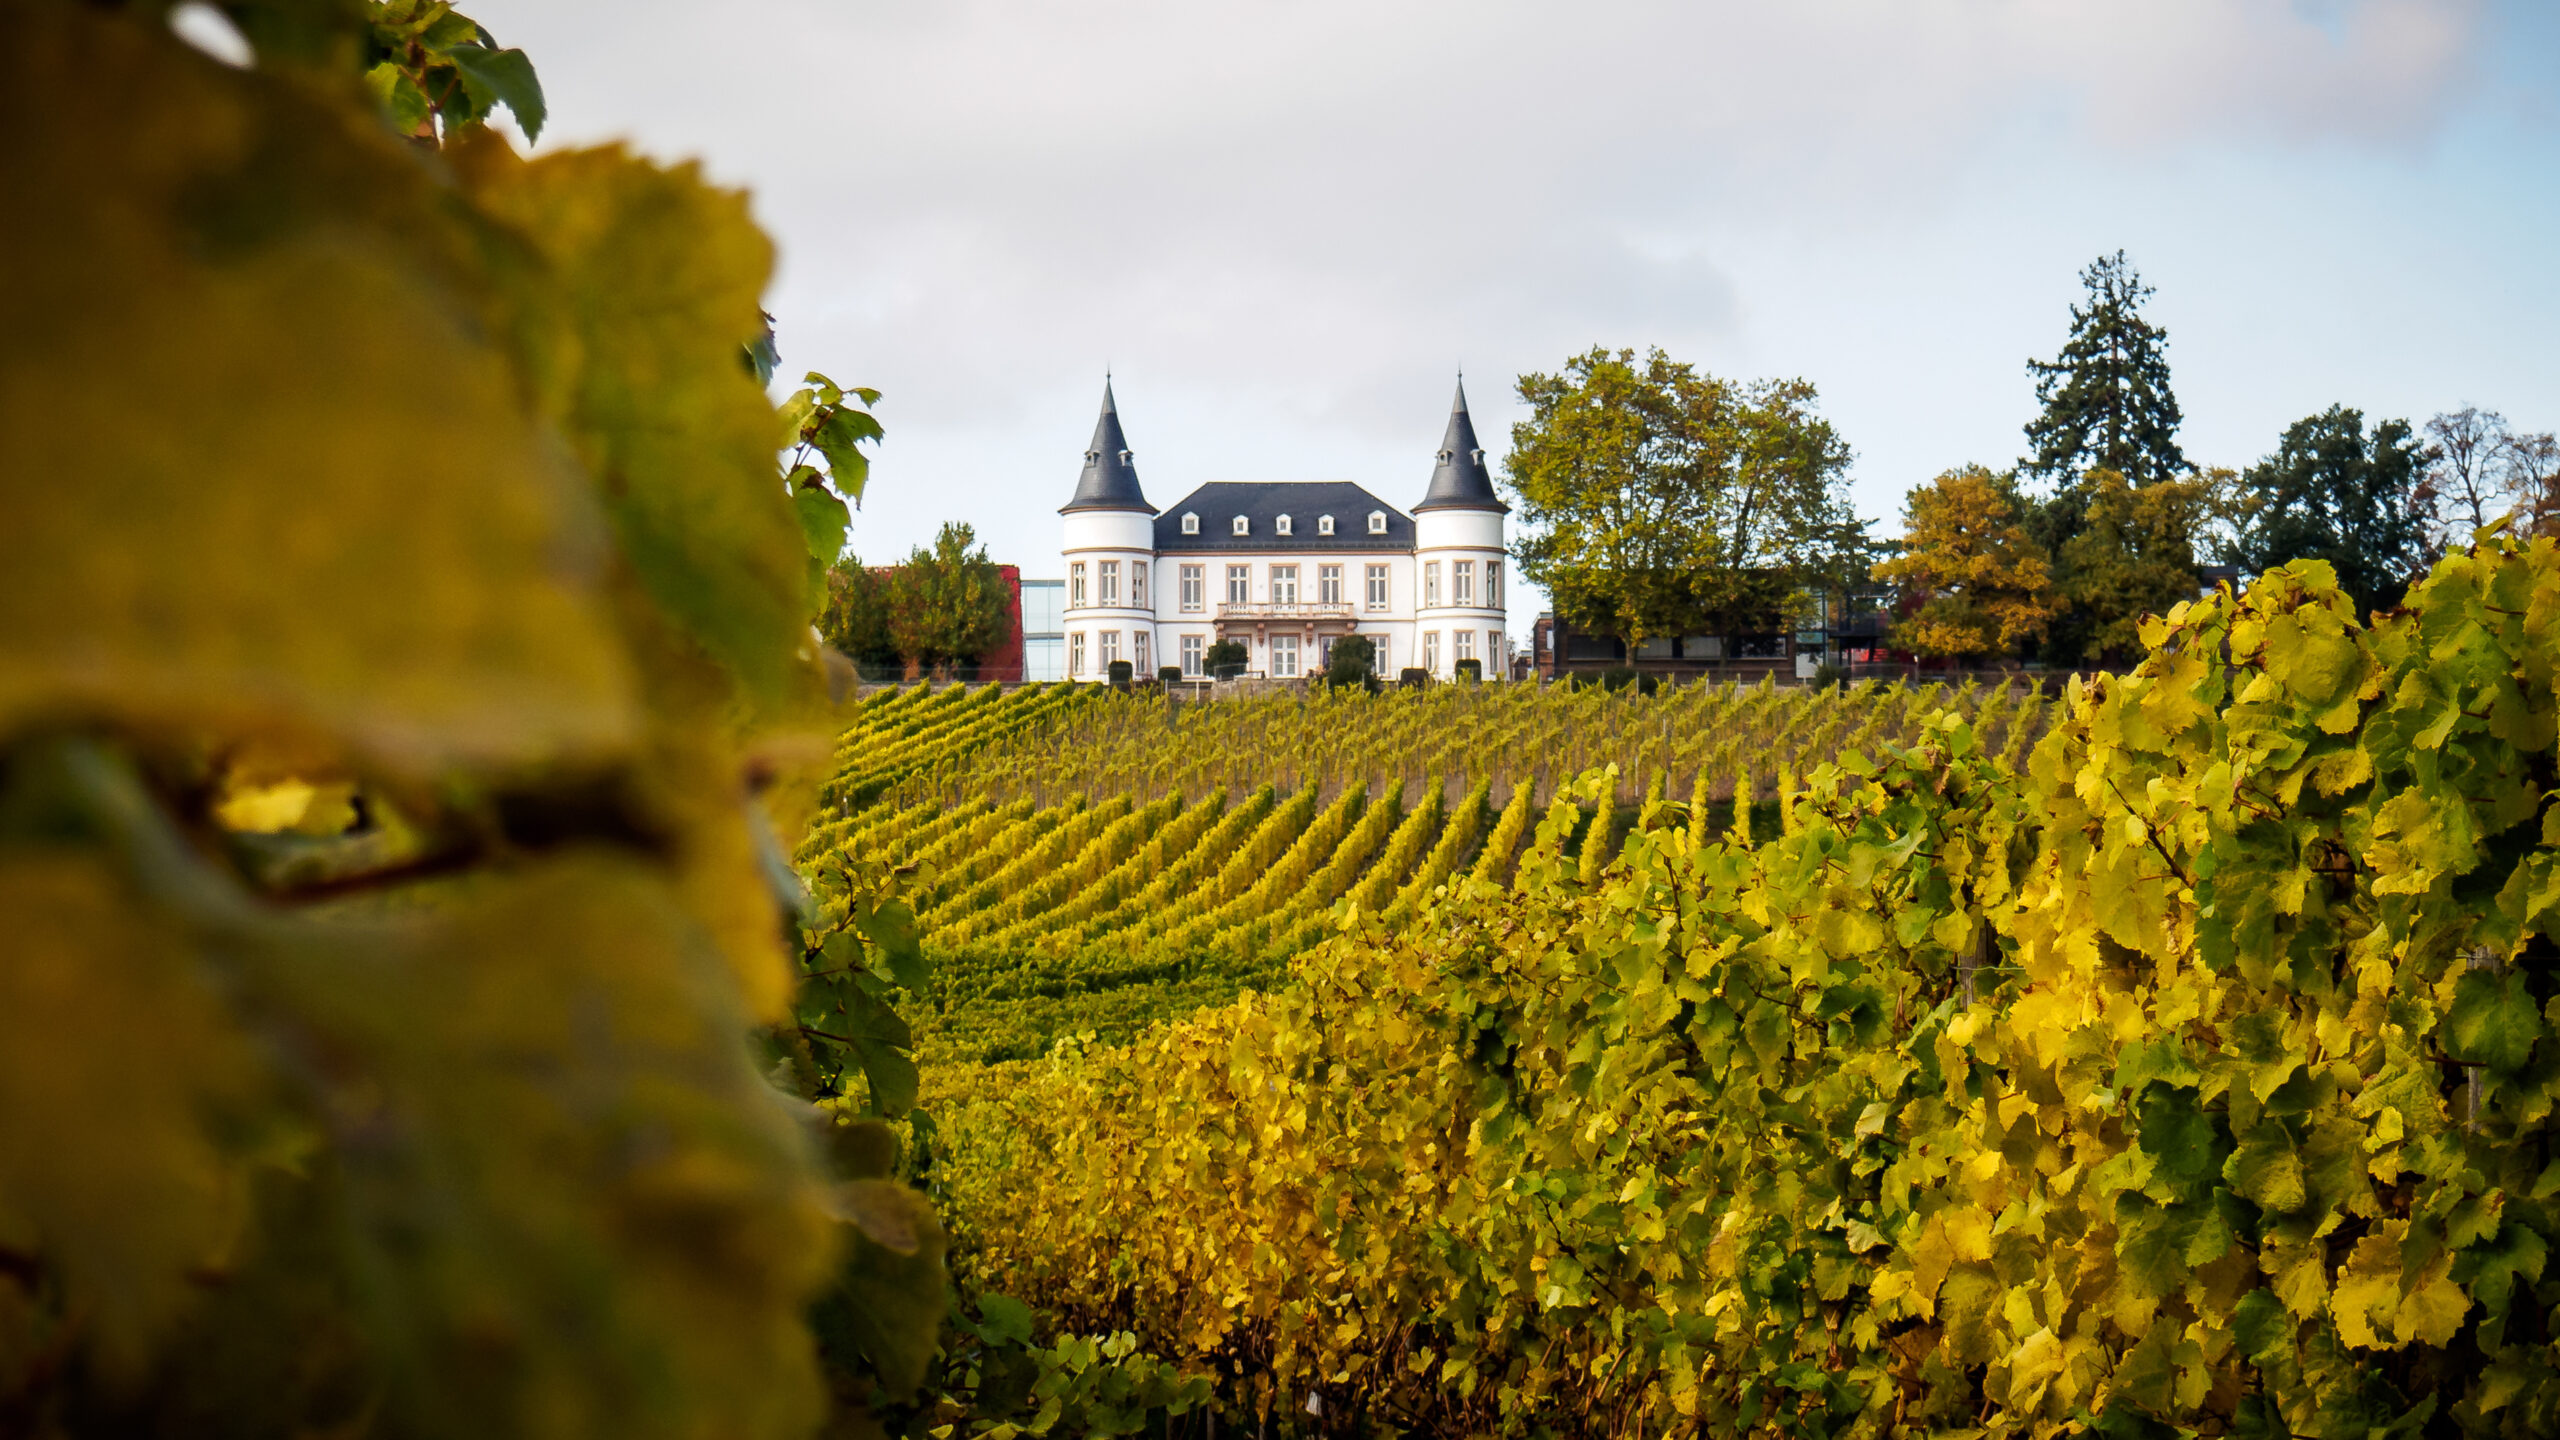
1059, 379, 1157, 514
1413, 378, 1509, 513
1153, 482, 1415, 552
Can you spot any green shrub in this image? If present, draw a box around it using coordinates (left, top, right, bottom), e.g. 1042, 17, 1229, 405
1589, 665, 1657, 695
1324, 634, 1376, 689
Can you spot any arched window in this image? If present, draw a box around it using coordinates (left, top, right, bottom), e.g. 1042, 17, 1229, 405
1317, 515, 1335, 536
1367, 511, 1387, 535
1276, 514, 1293, 536
1181, 512, 1199, 534
1232, 515, 1249, 536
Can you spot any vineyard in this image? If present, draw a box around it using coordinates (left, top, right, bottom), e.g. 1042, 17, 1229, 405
798, 676, 2053, 1061
930, 542, 2560, 1439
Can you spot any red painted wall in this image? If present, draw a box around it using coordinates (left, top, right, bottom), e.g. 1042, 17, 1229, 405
978, 564, 1026, 682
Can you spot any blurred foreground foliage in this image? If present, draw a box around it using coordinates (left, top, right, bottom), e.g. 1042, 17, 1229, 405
0, 2, 939, 1436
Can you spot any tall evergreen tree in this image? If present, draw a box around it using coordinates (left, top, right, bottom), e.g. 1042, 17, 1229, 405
2022, 251, 2188, 493
2020, 251, 2189, 660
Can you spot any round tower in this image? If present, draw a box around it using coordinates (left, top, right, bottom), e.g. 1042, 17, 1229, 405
1411, 378, 1511, 679
1058, 379, 1160, 679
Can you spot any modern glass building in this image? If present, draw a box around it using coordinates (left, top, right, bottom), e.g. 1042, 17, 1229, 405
1020, 577, 1065, 681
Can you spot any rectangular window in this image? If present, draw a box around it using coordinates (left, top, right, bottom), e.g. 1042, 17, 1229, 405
1270, 565, 1298, 606
1068, 631, 1085, 676
1069, 562, 1087, 608
1132, 564, 1147, 608
1318, 564, 1342, 605
1454, 560, 1474, 605
1423, 562, 1441, 607
1181, 634, 1204, 675
1272, 634, 1299, 678
1135, 630, 1150, 673
1372, 634, 1389, 674
1099, 630, 1120, 669
1365, 564, 1389, 611
1098, 560, 1119, 605
1226, 564, 1250, 605
1486, 562, 1502, 609
1179, 564, 1204, 613
1318, 635, 1335, 669
1455, 629, 1475, 664
1423, 631, 1440, 672
1489, 631, 1503, 673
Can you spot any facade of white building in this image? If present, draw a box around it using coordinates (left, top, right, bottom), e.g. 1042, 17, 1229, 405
1058, 380, 1510, 681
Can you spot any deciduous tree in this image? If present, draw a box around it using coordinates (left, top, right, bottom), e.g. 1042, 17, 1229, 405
1872, 465, 2055, 662
822, 558, 899, 674
2225, 405, 2432, 616
2424, 405, 2516, 542
1506, 347, 1857, 650
2498, 429, 2560, 537
887, 523, 1010, 677
2055, 468, 2210, 663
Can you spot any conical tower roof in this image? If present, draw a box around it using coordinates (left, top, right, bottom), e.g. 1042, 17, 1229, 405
1058, 378, 1157, 514
1413, 377, 1508, 513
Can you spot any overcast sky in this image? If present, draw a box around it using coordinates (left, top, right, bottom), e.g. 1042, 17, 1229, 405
471, 0, 2557, 638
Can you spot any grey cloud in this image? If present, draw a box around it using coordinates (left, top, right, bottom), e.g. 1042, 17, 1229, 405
471, 0, 2529, 627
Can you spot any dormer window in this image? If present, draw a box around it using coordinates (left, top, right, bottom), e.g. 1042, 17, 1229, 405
1276, 514, 1293, 537
1317, 514, 1334, 536
1181, 512, 1199, 535
1367, 511, 1386, 535
1232, 515, 1249, 536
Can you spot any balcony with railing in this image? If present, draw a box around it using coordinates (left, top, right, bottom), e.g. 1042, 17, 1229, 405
1215, 600, 1356, 622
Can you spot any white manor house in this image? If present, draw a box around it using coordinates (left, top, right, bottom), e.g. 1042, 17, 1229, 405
1058, 380, 1510, 682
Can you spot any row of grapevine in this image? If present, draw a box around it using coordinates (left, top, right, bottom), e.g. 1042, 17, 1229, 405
855, 673, 2038, 816
806, 678, 2052, 1061
928, 541, 2560, 1439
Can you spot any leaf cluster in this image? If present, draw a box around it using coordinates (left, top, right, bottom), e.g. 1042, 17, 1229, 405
1872, 465, 2056, 660
0, 6, 937, 1435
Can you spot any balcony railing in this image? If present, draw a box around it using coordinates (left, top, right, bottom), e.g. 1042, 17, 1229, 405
1216, 601, 1355, 621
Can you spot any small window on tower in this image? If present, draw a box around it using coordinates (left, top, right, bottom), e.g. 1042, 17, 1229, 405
1276, 514, 1293, 536
1317, 515, 1334, 536
1181, 512, 1199, 535
1367, 511, 1386, 535
1232, 515, 1249, 536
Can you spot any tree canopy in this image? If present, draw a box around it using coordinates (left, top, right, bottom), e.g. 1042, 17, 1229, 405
1505, 347, 1858, 649
2056, 468, 2210, 663
885, 523, 1011, 676
1872, 465, 2056, 661
2224, 405, 2433, 617
821, 557, 899, 674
